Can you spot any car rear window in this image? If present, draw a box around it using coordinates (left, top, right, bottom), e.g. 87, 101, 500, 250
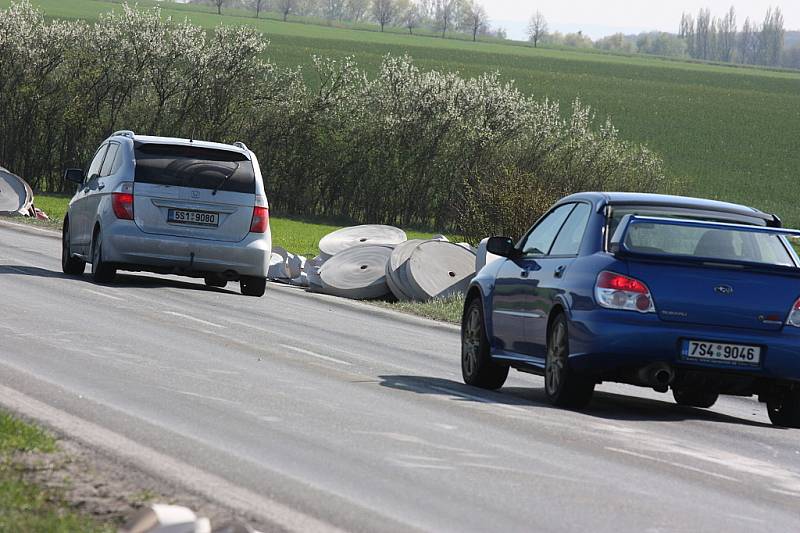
623, 220, 795, 267
608, 206, 766, 237
134, 143, 255, 194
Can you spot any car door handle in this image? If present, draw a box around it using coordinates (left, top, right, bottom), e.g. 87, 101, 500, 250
554, 265, 567, 278
97, 183, 105, 190
520, 269, 529, 278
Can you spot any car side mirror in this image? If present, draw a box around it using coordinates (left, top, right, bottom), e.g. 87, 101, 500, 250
64, 168, 84, 184
486, 236, 520, 259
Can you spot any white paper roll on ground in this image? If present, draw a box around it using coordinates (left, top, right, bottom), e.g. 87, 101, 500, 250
318, 225, 407, 257
0, 167, 31, 214
405, 241, 476, 300
385, 239, 425, 301
475, 237, 504, 273
319, 244, 393, 300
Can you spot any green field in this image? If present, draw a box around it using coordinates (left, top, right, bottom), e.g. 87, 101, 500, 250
5, 0, 800, 225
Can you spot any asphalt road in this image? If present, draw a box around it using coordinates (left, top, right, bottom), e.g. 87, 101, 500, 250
1, 221, 799, 532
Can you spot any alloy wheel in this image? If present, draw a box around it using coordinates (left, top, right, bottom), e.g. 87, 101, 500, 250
546, 321, 567, 395
462, 305, 482, 377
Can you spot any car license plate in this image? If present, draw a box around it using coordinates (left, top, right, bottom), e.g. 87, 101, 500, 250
168, 209, 219, 227
681, 340, 761, 366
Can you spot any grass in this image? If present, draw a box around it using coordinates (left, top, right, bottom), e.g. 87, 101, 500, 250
373, 294, 464, 324
0, 411, 56, 454
0, 410, 109, 532
5, 0, 799, 226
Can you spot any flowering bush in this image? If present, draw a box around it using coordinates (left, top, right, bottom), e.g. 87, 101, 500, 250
0, 1, 673, 239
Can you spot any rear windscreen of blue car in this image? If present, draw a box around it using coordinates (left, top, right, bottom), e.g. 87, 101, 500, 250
624, 221, 795, 267
133, 143, 255, 194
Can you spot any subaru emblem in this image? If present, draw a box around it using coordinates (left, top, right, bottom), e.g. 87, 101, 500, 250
714, 285, 734, 295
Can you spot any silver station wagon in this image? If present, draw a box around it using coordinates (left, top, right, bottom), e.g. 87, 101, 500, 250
61, 131, 272, 296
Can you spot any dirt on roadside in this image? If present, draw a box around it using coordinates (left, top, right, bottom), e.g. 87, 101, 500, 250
12, 435, 276, 531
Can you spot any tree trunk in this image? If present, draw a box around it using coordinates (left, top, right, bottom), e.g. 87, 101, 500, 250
473, 28, 477, 42
381, 22, 385, 32
283, 12, 288, 22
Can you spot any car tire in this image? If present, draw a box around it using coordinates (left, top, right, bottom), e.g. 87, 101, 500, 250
91, 229, 116, 283
240, 276, 266, 297
461, 298, 508, 390
204, 276, 228, 288
767, 390, 800, 428
672, 388, 719, 408
545, 314, 595, 408
61, 220, 85, 275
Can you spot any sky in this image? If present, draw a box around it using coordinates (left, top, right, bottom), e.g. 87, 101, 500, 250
485, 1, 800, 41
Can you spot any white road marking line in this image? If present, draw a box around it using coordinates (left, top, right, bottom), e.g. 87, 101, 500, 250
170, 389, 241, 406
163, 311, 225, 329
605, 447, 740, 482
429, 385, 528, 413
280, 344, 352, 366
393, 454, 446, 462
391, 460, 454, 470
227, 317, 369, 360
84, 288, 124, 301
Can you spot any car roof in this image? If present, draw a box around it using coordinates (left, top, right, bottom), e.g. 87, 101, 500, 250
110, 132, 250, 158
558, 192, 777, 225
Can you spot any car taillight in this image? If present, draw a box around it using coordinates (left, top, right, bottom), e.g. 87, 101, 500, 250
112, 192, 134, 220
250, 206, 268, 233
595, 271, 655, 313
786, 298, 800, 327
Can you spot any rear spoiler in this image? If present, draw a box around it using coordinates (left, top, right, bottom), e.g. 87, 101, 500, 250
610, 215, 800, 270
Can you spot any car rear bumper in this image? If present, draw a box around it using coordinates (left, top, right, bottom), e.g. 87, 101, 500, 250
102, 220, 270, 278
568, 309, 800, 382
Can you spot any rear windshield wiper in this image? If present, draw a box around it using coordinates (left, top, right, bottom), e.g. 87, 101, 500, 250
211, 162, 240, 196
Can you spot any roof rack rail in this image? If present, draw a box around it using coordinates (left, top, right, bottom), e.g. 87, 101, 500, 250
233, 141, 248, 151
112, 130, 135, 138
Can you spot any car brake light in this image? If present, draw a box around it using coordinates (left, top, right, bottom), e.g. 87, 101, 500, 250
595, 271, 655, 313
786, 298, 800, 327
250, 206, 269, 233
112, 192, 134, 220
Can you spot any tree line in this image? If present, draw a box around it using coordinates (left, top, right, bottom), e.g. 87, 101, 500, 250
679, 7, 787, 67
525, 6, 799, 70
188, 0, 506, 41
0, 1, 671, 239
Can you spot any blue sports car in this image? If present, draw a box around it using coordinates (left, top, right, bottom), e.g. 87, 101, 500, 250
461, 192, 800, 427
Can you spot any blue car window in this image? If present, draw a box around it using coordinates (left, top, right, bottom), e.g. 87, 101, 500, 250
521, 204, 574, 256
550, 203, 591, 256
